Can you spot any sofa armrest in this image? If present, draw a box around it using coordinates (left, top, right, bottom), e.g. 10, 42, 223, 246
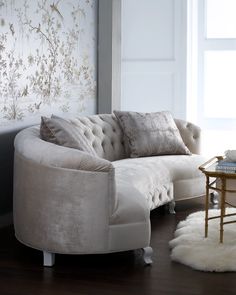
14, 126, 116, 254
14, 126, 113, 172
174, 119, 201, 155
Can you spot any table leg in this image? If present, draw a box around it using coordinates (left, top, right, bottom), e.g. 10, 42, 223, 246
220, 177, 226, 243
205, 176, 210, 238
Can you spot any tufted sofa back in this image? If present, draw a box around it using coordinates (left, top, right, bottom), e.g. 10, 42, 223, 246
67, 114, 201, 161
70, 114, 127, 161
16, 114, 201, 163
174, 118, 201, 155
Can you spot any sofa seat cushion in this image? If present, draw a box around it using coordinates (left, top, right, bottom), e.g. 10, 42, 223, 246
112, 154, 206, 215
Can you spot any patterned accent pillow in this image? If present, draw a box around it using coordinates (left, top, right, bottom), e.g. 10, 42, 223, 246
114, 110, 191, 158
40, 115, 97, 156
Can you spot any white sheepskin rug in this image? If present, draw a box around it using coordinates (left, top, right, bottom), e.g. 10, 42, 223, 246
169, 208, 236, 272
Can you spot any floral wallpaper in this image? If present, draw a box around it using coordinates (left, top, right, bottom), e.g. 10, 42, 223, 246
0, 0, 97, 128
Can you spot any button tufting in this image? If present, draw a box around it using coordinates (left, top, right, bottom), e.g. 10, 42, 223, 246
186, 123, 190, 128
92, 128, 99, 136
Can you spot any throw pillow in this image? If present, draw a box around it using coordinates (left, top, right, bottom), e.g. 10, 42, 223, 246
114, 110, 191, 158
40, 115, 97, 156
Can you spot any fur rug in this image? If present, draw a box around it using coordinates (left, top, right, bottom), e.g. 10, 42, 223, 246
169, 208, 236, 272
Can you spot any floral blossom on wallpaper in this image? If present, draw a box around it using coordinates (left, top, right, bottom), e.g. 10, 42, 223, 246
0, 0, 96, 126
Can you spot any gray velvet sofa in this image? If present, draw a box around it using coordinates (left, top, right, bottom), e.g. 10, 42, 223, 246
13, 114, 206, 267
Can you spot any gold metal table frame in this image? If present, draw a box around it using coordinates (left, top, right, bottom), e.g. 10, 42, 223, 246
199, 156, 236, 243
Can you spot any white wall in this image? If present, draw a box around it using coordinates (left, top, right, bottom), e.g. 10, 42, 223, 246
121, 0, 187, 119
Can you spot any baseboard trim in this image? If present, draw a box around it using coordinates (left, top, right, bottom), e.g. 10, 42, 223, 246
0, 212, 13, 228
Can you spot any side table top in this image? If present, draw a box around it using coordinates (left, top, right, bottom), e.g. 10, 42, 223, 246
199, 156, 236, 178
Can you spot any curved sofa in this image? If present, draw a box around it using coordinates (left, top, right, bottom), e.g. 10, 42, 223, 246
13, 114, 206, 266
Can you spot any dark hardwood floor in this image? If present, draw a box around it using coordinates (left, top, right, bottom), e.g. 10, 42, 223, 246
0, 197, 235, 295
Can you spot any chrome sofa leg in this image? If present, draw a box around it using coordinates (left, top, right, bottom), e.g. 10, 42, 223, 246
168, 200, 176, 214
43, 251, 55, 267
210, 192, 219, 205
142, 246, 153, 265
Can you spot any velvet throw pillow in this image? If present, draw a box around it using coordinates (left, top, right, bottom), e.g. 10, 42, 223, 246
114, 110, 191, 158
40, 115, 97, 156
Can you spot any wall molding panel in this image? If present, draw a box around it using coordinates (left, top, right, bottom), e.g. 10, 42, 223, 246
121, 0, 187, 119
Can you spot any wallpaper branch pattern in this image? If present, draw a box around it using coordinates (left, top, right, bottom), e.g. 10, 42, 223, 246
0, 0, 97, 127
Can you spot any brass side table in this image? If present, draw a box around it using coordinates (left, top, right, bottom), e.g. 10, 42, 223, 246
199, 156, 236, 243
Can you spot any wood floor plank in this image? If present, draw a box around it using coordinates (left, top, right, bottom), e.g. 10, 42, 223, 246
0, 197, 235, 295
